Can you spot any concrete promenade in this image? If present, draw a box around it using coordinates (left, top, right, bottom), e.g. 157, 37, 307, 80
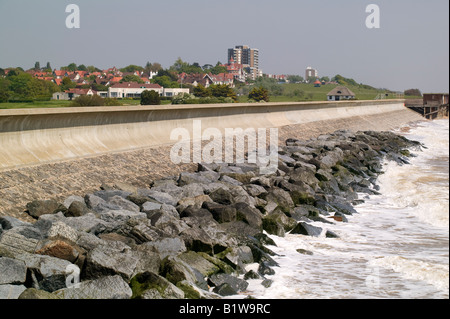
0, 100, 407, 171
0, 100, 425, 221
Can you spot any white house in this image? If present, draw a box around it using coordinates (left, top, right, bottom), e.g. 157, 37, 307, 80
52, 88, 96, 100
162, 88, 190, 97
327, 86, 356, 101
108, 82, 164, 98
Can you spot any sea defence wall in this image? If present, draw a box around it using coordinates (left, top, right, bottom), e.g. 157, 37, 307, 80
0, 100, 406, 171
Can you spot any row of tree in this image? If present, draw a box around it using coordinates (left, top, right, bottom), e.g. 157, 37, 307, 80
0, 70, 60, 102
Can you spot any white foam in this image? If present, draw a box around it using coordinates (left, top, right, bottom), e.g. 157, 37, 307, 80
369, 256, 449, 292
243, 120, 449, 299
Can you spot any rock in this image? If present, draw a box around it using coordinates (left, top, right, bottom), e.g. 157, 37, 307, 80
147, 211, 189, 236
180, 226, 214, 253
178, 171, 220, 186
233, 202, 263, 230
178, 251, 220, 277
63, 195, 85, 209
145, 190, 178, 206
0, 216, 32, 230
35, 238, 83, 263
124, 220, 167, 244
244, 184, 268, 197
208, 187, 234, 205
4, 225, 43, 240
130, 271, 184, 299
47, 221, 79, 243
142, 237, 187, 259
62, 213, 114, 234
219, 174, 244, 186
177, 195, 212, 212
84, 194, 121, 213
262, 188, 295, 214
18, 288, 61, 299
161, 256, 208, 290
84, 245, 139, 280
26, 200, 65, 219
290, 222, 323, 237
262, 210, 297, 237
65, 201, 90, 217
0, 230, 40, 258
132, 245, 162, 276
99, 209, 147, 223
15, 254, 73, 292
55, 275, 132, 299
202, 201, 237, 224
0, 257, 27, 285
208, 273, 249, 293
106, 195, 140, 213
250, 176, 272, 188
258, 262, 275, 276
244, 270, 260, 280
261, 279, 273, 288
296, 248, 314, 255
219, 221, 261, 239
213, 283, 237, 296
142, 201, 162, 212
0, 284, 27, 299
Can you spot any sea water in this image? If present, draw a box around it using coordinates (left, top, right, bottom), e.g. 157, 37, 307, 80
241, 119, 449, 299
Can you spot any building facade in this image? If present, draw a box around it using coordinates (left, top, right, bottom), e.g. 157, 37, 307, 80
327, 86, 355, 101
228, 45, 260, 80
305, 67, 318, 82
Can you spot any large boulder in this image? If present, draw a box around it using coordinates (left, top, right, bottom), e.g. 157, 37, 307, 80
26, 200, 65, 219
0, 257, 27, 285
55, 275, 132, 299
83, 244, 139, 280
130, 271, 184, 299
14, 254, 73, 292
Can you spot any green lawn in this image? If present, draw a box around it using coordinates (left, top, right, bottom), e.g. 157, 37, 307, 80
238, 83, 408, 103
0, 99, 172, 109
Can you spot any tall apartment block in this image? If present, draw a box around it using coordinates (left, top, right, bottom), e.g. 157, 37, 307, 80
305, 66, 318, 82
228, 45, 260, 79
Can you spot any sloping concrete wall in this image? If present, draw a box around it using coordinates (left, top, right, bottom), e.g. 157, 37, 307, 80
0, 100, 406, 170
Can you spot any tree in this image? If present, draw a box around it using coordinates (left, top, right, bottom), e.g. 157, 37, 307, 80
0, 78, 11, 102
404, 88, 422, 97
71, 95, 105, 107
193, 84, 210, 98
120, 74, 144, 83
34, 62, 40, 71
140, 90, 161, 105
67, 63, 78, 71
287, 75, 304, 83
248, 87, 270, 102
209, 84, 237, 101
120, 64, 144, 73
152, 75, 178, 88
77, 64, 87, 71
46, 62, 52, 71
61, 76, 76, 91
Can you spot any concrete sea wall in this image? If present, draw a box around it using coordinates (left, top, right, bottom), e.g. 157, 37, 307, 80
0, 100, 406, 171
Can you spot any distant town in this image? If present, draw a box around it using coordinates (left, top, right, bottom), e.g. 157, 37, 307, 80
0, 44, 418, 105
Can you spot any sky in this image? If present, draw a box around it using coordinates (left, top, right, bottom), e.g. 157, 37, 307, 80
0, 0, 448, 93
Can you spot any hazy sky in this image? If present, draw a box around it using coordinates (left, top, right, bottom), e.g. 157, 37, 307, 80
0, 0, 448, 93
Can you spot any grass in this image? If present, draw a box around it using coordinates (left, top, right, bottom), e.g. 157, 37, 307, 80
238, 83, 411, 103
0, 83, 420, 109
0, 98, 172, 109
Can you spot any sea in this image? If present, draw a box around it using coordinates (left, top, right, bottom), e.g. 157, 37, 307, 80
238, 119, 449, 299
